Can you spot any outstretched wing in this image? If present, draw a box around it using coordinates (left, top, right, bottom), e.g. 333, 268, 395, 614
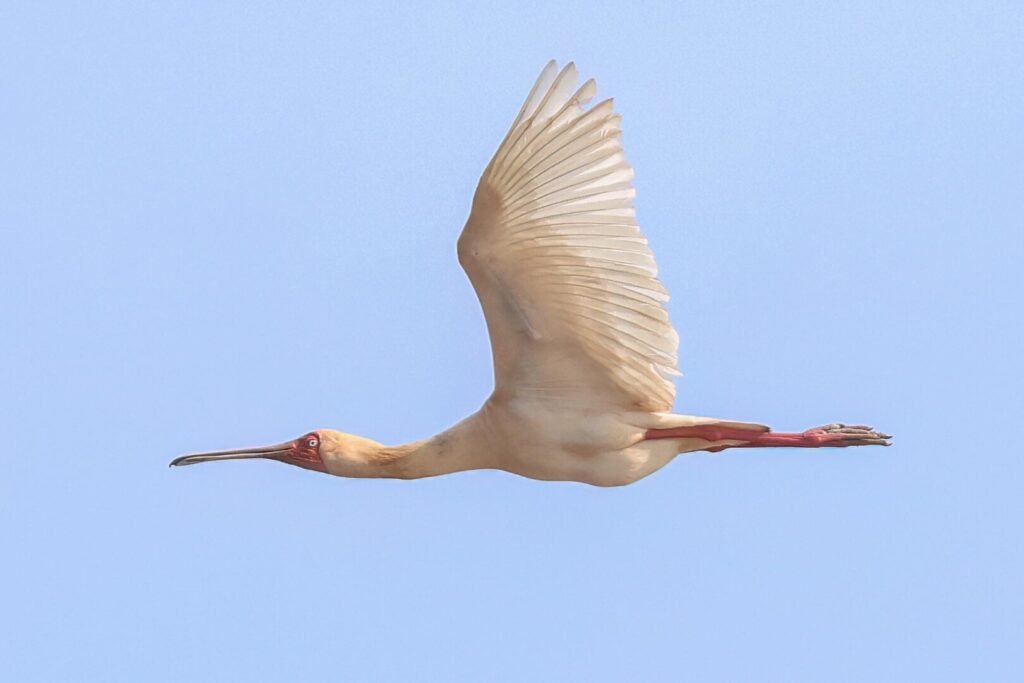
458, 61, 680, 412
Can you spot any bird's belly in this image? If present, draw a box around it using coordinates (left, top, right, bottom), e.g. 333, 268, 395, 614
484, 398, 675, 486
501, 440, 678, 487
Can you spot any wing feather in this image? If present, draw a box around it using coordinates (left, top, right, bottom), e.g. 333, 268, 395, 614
459, 62, 680, 411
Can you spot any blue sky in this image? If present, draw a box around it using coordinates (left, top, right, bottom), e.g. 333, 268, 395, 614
1, 2, 1021, 681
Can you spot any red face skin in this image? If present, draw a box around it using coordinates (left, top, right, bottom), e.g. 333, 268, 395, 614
280, 432, 326, 472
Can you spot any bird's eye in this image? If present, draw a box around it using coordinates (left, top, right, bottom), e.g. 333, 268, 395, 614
307, 437, 318, 448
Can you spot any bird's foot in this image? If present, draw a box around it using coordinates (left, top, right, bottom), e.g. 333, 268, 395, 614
801, 423, 892, 447
727, 423, 892, 449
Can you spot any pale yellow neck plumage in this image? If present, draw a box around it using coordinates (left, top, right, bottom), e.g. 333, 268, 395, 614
317, 417, 494, 480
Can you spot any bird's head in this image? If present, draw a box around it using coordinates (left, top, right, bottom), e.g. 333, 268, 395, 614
170, 429, 388, 477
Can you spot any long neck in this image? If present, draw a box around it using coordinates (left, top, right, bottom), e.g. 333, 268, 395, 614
373, 417, 493, 480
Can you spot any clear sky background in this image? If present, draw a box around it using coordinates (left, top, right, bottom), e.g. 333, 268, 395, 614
2, 2, 1021, 681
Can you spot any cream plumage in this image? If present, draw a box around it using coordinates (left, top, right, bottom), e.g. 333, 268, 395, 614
461, 61, 678, 413
171, 61, 890, 486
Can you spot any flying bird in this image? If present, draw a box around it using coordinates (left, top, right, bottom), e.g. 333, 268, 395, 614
171, 61, 890, 486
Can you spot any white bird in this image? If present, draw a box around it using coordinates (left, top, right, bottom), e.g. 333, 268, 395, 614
172, 61, 890, 486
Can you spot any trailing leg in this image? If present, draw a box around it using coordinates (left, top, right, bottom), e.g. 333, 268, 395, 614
645, 422, 891, 451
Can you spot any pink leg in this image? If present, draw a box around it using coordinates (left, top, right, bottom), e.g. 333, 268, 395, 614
645, 423, 892, 450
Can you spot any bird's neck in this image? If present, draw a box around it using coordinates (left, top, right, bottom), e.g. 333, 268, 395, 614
372, 417, 492, 480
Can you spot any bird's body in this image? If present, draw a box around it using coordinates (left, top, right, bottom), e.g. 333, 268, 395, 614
172, 61, 890, 486
318, 404, 674, 487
